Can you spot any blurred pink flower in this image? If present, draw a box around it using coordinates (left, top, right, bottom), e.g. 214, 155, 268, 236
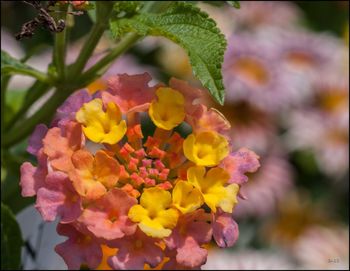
233, 149, 294, 219
223, 32, 307, 113
284, 110, 349, 179
231, 1, 302, 30
293, 225, 349, 270
203, 249, 296, 270
210, 100, 278, 154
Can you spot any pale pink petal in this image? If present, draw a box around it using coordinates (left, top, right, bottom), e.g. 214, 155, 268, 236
165, 210, 212, 268
55, 223, 102, 270
221, 147, 260, 184
212, 211, 239, 248
20, 162, 39, 197
169, 77, 203, 114
176, 237, 208, 268
79, 188, 137, 240
107, 229, 163, 270
27, 124, 48, 156
165, 209, 212, 250
43, 121, 83, 172
104, 73, 161, 113
35, 172, 82, 223
55, 89, 91, 122
189, 104, 231, 135
19, 149, 48, 197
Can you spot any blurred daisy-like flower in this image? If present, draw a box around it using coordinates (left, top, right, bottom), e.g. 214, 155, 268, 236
20, 73, 260, 269
284, 109, 349, 179
260, 190, 332, 248
262, 28, 346, 78
293, 225, 349, 270
203, 248, 297, 270
231, 1, 302, 31
207, 99, 277, 155
223, 32, 307, 113
232, 148, 294, 219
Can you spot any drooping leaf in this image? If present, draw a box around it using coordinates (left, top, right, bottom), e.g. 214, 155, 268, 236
110, 2, 227, 104
1, 50, 47, 82
1, 202, 23, 270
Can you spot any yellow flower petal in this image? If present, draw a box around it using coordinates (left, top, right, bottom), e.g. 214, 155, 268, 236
183, 131, 229, 166
128, 187, 179, 238
187, 166, 237, 213
218, 183, 239, 213
149, 87, 185, 130
139, 222, 172, 238
128, 205, 149, 222
172, 180, 203, 214
140, 187, 172, 214
76, 99, 126, 144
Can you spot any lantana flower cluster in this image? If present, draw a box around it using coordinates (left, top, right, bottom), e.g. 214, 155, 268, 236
20, 73, 260, 270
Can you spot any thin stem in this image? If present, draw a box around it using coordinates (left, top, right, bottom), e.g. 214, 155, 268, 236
20, 69, 49, 83
5, 81, 51, 130
78, 33, 141, 83
2, 89, 68, 148
53, 5, 68, 79
68, 6, 113, 79
1, 75, 11, 136
78, 1, 173, 84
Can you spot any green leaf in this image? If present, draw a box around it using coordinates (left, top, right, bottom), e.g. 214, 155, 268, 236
110, 2, 227, 104
113, 1, 143, 18
227, 1, 240, 9
1, 50, 47, 82
1, 202, 23, 270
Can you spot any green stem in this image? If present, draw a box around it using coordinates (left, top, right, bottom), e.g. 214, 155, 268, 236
69, 7, 113, 79
2, 89, 69, 148
18, 69, 48, 83
78, 33, 141, 84
78, 1, 172, 84
53, 5, 68, 79
1, 76, 11, 136
5, 81, 51, 130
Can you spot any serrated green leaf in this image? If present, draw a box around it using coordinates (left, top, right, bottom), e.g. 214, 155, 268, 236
1, 50, 47, 82
110, 2, 227, 104
1, 202, 23, 270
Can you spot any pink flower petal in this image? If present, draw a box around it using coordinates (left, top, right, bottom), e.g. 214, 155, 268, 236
221, 147, 260, 184
104, 73, 161, 113
176, 237, 208, 268
27, 124, 48, 156
20, 149, 48, 197
107, 229, 163, 270
79, 188, 137, 240
35, 171, 82, 223
165, 209, 212, 268
43, 121, 83, 172
169, 77, 202, 114
212, 210, 239, 248
55, 223, 102, 270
